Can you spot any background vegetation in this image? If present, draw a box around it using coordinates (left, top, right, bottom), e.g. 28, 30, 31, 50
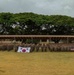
0, 12, 74, 35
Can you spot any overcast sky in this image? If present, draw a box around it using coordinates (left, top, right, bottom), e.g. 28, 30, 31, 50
0, 0, 74, 17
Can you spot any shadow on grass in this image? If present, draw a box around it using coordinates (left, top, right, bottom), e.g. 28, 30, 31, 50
0, 70, 5, 73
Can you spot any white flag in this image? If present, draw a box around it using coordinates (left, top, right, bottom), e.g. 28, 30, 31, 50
17, 46, 31, 53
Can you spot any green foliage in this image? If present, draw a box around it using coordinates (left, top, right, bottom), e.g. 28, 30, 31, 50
0, 12, 74, 35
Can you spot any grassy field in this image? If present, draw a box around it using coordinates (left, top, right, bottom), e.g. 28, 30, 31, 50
0, 51, 74, 75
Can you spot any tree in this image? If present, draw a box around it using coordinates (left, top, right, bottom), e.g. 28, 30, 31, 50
0, 12, 74, 35
0, 12, 13, 34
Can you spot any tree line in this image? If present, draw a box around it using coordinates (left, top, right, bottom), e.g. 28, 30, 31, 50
0, 12, 74, 35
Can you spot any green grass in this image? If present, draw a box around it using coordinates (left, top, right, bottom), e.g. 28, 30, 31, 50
0, 51, 74, 75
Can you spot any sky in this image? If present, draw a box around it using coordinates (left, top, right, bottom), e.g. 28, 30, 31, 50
0, 0, 74, 17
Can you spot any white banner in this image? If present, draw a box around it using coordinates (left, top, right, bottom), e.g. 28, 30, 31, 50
17, 46, 31, 53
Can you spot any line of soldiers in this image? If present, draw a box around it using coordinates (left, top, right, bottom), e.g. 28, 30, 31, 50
18, 43, 74, 52
18, 43, 50, 52
0, 43, 74, 52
